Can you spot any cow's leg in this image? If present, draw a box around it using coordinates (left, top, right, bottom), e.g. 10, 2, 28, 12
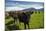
24, 23, 26, 29
27, 22, 30, 29
14, 18, 16, 24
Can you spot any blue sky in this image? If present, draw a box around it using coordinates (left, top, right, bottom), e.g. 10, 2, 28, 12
5, 0, 44, 11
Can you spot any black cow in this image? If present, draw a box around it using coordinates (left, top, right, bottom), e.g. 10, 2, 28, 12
18, 11, 33, 29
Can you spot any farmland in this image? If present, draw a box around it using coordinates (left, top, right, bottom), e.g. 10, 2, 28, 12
5, 11, 44, 30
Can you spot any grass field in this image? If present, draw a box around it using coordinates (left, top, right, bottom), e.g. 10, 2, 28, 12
5, 11, 44, 30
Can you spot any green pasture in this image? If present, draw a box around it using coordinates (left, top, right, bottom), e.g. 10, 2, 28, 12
5, 11, 44, 30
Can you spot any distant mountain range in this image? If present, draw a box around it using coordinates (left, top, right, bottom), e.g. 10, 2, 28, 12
21, 8, 44, 12
5, 8, 44, 12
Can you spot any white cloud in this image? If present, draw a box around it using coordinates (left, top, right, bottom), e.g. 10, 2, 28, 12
5, 7, 27, 11
11, 0, 44, 2
6, 5, 43, 11
34, 6, 43, 9
6, 3, 43, 11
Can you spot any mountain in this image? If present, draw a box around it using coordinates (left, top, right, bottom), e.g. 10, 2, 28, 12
21, 8, 44, 12
22, 8, 36, 11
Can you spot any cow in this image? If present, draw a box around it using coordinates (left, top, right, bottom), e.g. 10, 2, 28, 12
8, 11, 18, 24
18, 11, 33, 29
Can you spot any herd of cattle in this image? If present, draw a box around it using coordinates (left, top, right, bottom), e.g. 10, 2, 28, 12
5, 11, 41, 30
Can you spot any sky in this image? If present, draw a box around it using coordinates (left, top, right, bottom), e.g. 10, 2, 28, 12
6, 0, 44, 2
5, 0, 44, 11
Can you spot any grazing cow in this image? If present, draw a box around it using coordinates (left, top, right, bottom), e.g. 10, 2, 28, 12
39, 11, 40, 14
8, 11, 18, 24
18, 11, 33, 29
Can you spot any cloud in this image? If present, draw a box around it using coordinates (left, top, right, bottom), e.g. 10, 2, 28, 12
5, 0, 44, 11
5, 7, 26, 11
6, 4, 43, 11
